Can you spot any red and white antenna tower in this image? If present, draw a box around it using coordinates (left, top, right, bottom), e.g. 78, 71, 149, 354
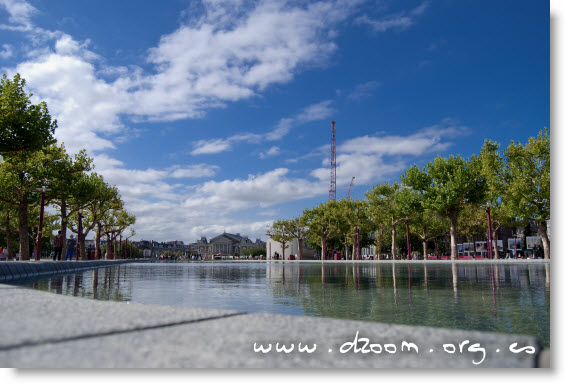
329, 121, 336, 201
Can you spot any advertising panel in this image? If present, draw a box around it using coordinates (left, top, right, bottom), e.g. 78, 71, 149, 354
475, 241, 487, 252
462, 242, 474, 253
508, 238, 521, 250
526, 236, 542, 250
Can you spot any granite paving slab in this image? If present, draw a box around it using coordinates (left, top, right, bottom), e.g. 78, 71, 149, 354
0, 285, 240, 352
0, 305, 544, 368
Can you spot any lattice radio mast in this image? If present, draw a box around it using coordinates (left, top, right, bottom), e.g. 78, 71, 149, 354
329, 121, 336, 201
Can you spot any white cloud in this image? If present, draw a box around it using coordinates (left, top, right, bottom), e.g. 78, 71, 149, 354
310, 119, 469, 186
347, 81, 380, 100
356, 1, 429, 33
15, 50, 132, 153
192, 100, 334, 155
130, 1, 354, 120
356, 14, 413, 32
0, 0, 36, 28
259, 146, 280, 159
295, 100, 335, 123
190, 138, 232, 155
184, 168, 327, 213
169, 164, 220, 178
0, 43, 13, 58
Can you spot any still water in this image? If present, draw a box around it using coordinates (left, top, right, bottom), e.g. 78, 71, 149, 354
16, 261, 550, 346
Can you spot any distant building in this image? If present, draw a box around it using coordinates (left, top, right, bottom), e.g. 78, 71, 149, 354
132, 239, 188, 258
196, 232, 266, 256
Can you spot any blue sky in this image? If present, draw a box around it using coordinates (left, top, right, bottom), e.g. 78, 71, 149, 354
0, 0, 551, 243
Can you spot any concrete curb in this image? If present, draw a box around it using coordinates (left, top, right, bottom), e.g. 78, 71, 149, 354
0, 259, 147, 282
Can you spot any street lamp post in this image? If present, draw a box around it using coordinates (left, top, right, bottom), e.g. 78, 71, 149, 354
405, 218, 411, 260
486, 205, 494, 259
296, 218, 303, 261
35, 186, 49, 261
356, 226, 360, 260
96, 222, 101, 259
514, 231, 518, 258
77, 209, 83, 261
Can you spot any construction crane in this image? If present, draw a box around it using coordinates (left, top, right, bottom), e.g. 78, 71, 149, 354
329, 121, 336, 201
347, 176, 355, 199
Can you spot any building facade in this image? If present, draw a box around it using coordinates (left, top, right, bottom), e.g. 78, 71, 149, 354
196, 232, 266, 256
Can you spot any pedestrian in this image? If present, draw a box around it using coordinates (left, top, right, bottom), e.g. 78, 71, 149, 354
65, 235, 76, 261
53, 230, 64, 261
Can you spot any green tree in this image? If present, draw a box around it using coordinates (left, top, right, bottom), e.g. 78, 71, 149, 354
401, 155, 486, 260
66, 173, 119, 259
502, 128, 550, 259
302, 201, 342, 260
458, 203, 486, 252
0, 144, 73, 260
0, 201, 18, 260
44, 146, 93, 258
99, 207, 136, 259
366, 182, 406, 259
340, 199, 370, 260
396, 186, 448, 259
293, 216, 307, 260
266, 219, 296, 260
478, 139, 515, 258
242, 247, 265, 257
0, 73, 56, 153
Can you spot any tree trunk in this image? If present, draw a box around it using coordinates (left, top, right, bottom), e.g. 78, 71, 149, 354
106, 233, 111, 259
321, 235, 327, 261
79, 230, 86, 261
538, 220, 550, 259
96, 222, 101, 259
5, 212, 14, 261
449, 210, 458, 260
281, 241, 286, 260
493, 227, 501, 259
391, 220, 397, 259
422, 240, 428, 260
60, 198, 68, 259
18, 197, 29, 260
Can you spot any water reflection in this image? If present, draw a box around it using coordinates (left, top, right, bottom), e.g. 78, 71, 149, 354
14, 261, 549, 347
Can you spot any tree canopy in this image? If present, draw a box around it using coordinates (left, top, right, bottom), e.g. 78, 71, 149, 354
0, 74, 56, 154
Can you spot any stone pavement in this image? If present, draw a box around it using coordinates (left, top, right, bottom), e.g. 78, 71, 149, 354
0, 283, 550, 368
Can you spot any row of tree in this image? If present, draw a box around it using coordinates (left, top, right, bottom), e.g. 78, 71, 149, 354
0, 73, 136, 261
268, 128, 550, 260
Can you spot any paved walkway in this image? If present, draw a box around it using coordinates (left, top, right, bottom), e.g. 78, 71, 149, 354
0, 281, 549, 368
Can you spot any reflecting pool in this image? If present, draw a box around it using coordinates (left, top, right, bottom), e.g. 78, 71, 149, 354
14, 261, 550, 346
